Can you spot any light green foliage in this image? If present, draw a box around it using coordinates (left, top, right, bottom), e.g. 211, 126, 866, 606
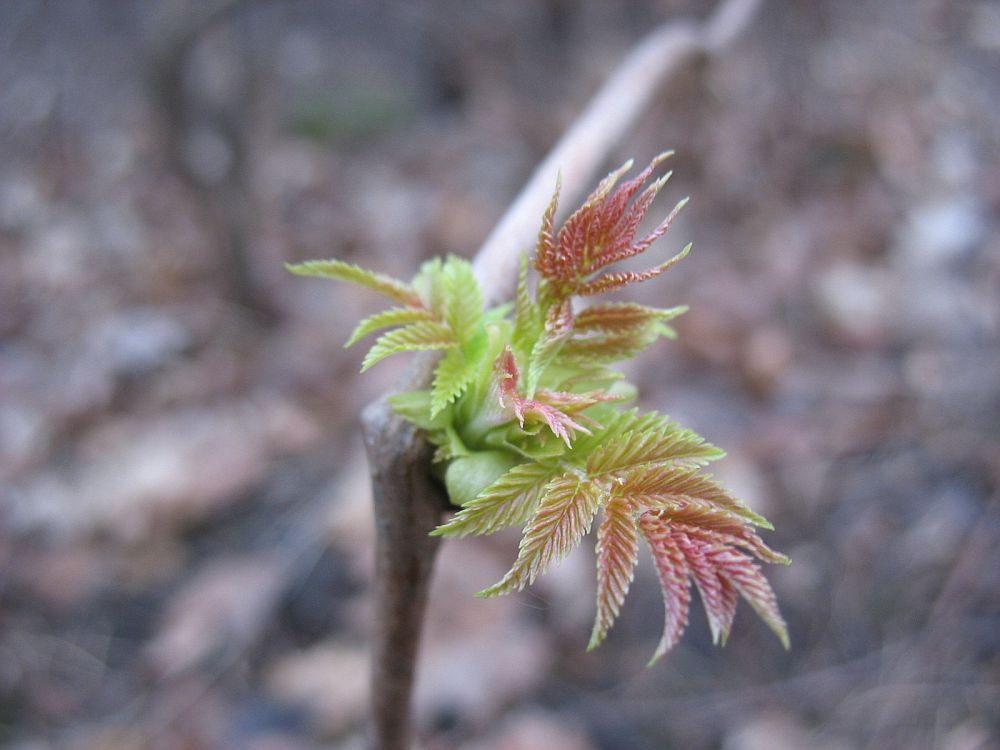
360, 321, 455, 372
286, 258, 421, 307
289, 155, 789, 663
346, 307, 434, 348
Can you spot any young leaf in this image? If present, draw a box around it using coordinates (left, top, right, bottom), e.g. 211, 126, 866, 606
639, 512, 692, 665
286, 259, 423, 307
443, 450, 520, 508
484, 423, 572, 462
534, 153, 689, 301
431, 346, 477, 418
537, 159, 638, 290
709, 547, 790, 649
442, 256, 485, 344
589, 194, 689, 275
533, 173, 562, 282
388, 390, 450, 431
477, 474, 602, 597
557, 327, 662, 364
361, 321, 456, 371
639, 516, 789, 659
561, 406, 641, 460
525, 299, 573, 396
432, 462, 557, 538
577, 242, 692, 297
512, 253, 544, 358
588, 496, 640, 650
495, 347, 592, 446
573, 302, 687, 337
412, 257, 445, 314
586, 418, 724, 475
345, 307, 435, 348
679, 531, 737, 645
655, 504, 789, 564
618, 465, 770, 528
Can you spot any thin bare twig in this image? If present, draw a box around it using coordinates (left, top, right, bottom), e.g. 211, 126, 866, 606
362, 2, 762, 749
147, 0, 280, 321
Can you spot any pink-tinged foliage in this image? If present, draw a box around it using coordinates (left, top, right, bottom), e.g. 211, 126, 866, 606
573, 302, 686, 335
534, 172, 561, 281
589, 496, 640, 650
639, 511, 789, 662
617, 464, 770, 526
660, 508, 787, 565
678, 530, 738, 646
640, 512, 692, 664
557, 328, 662, 364
534, 152, 689, 300
526, 298, 575, 393
575, 242, 690, 297
704, 545, 789, 648
496, 347, 593, 446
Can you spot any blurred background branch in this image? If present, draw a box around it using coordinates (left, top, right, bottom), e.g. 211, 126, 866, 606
147, 0, 279, 322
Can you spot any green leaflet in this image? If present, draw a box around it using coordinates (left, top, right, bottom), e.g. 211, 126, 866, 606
441, 256, 485, 345
511, 253, 543, 359
286, 259, 420, 307
586, 420, 725, 475
431, 349, 473, 418
412, 257, 445, 313
430, 328, 488, 418
361, 321, 456, 371
388, 391, 450, 431
346, 307, 435, 347
525, 299, 572, 396
483, 422, 570, 461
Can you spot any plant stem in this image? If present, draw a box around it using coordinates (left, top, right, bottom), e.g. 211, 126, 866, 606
362, 356, 449, 750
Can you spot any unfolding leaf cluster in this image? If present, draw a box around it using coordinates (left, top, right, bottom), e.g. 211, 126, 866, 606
288, 154, 789, 663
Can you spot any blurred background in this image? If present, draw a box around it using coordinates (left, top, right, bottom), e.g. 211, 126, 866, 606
1, 1, 998, 748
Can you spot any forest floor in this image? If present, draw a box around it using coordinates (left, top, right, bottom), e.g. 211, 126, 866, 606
1, 1, 998, 749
